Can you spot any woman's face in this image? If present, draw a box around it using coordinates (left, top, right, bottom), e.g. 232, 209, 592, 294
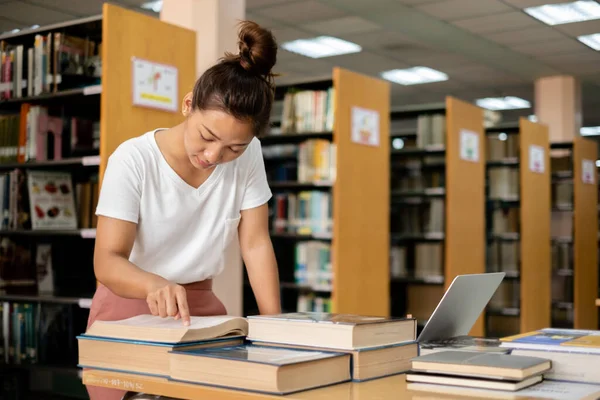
183, 107, 255, 170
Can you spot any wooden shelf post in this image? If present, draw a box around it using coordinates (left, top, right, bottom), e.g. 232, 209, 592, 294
573, 136, 598, 329
445, 96, 485, 336
332, 67, 390, 317
519, 117, 551, 333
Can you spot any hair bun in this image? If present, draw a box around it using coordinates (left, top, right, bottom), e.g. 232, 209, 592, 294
237, 20, 277, 78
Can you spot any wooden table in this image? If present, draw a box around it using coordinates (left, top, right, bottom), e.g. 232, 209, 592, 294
83, 369, 600, 400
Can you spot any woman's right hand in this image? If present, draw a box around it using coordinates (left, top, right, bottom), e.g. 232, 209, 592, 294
145, 281, 191, 326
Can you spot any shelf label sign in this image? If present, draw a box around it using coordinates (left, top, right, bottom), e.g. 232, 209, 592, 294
132, 57, 178, 112
582, 159, 595, 184
459, 129, 479, 162
351, 106, 380, 147
529, 144, 545, 174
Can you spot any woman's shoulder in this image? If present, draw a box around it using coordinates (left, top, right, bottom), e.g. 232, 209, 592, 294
109, 130, 157, 165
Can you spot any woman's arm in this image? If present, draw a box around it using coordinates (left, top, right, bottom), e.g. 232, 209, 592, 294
239, 203, 281, 315
94, 215, 191, 324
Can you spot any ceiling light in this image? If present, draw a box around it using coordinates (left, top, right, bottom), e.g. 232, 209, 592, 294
578, 33, 600, 50
30, 25, 40, 29
498, 133, 508, 141
596, 160, 600, 167
524, 1, 600, 25
381, 67, 448, 85
581, 126, 600, 136
281, 36, 361, 58
141, 0, 162, 13
476, 96, 531, 111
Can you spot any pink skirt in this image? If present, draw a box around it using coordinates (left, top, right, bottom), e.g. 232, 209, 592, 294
84, 280, 227, 400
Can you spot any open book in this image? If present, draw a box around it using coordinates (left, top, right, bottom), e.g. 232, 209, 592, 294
84, 314, 248, 344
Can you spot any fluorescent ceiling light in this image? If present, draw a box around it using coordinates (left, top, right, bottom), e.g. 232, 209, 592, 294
476, 96, 531, 111
281, 36, 361, 58
141, 0, 162, 13
581, 126, 600, 135
578, 33, 600, 50
524, 1, 600, 25
381, 67, 448, 85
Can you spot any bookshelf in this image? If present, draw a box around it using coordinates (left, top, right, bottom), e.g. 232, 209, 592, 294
389, 96, 486, 336
244, 67, 391, 318
484, 118, 551, 337
0, 3, 195, 398
549, 137, 598, 330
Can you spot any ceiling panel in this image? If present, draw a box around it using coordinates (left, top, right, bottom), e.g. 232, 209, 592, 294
536, 50, 600, 64
483, 26, 567, 45
258, 1, 346, 23
447, 65, 528, 86
246, 0, 299, 10
0, 16, 21, 31
452, 11, 540, 34
270, 26, 313, 43
300, 16, 381, 36
510, 38, 589, 56
325, 51, 407, 75
24, 0, 105, 16
245, 12, 284, 29
0, 1, 76, 26
341, 29, 424, 50
501, 0, 573, 8
547, 61, 600, 75
414, 0, 512, 21
552, 20, 600, 37
395, 0, 446, 5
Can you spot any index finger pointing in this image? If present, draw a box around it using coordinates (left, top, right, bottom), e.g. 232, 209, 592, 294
175, 289, 191, 326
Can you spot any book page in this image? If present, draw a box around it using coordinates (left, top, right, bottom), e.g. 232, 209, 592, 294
99, 314, 242, 330
250, 312, 390, 325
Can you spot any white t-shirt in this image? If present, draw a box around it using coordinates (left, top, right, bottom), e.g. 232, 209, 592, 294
95, 128, 272, 284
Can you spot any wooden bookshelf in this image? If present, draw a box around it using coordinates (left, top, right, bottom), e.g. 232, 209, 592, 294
549, 137, 599, 330
100, 3, 196, 183
445, 97, 486, 336
332, 67, 390, 316
388, 96, 485, 336
519, 118, 551, 333
484, 118, 551, 336
0, 4, 196, 398
246, 67, 390, 317
573, 137, 598, 329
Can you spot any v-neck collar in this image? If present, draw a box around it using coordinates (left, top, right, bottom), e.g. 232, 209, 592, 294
147, 129, 224, 197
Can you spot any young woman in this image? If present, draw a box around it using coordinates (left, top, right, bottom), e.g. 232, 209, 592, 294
85, 20, 281, 400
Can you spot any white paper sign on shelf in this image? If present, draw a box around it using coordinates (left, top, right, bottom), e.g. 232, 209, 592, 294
582, 159, 595, 184
529, 144, 545, 174
351, 106, 380, 147
132, 57, 178, 112
459, 129, 479, 162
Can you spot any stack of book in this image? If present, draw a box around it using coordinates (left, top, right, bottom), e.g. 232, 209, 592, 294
78, 312, 418, 395
405, 351, 551, 393
499, 328, 600, 384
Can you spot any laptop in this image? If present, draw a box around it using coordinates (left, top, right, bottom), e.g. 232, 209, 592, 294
416, 272, 505, 343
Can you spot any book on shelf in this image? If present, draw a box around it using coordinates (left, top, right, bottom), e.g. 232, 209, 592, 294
246, 312, 417, 350
279, 88, 334, 134
0, 32, 101, 100
169, 344, 351, 395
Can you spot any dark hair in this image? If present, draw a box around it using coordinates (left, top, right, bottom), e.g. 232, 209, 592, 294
191, 20, 278, 137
